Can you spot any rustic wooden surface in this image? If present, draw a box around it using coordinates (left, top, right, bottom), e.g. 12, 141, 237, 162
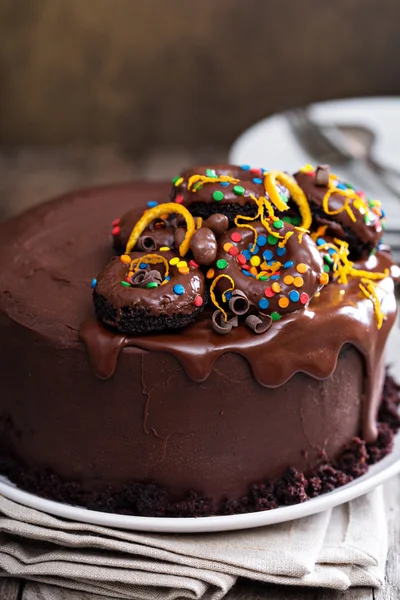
0, 147, 399, 599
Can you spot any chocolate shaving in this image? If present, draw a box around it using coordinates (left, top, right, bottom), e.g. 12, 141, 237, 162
245, 314, 272, 334
136, 236, 157, 252
212, 310, 233, 335
228, 290, 250, 315
129, 269, 162, 288
315, 165, 330, 186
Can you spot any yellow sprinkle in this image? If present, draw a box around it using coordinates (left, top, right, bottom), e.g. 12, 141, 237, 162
179, 267, 190, 274
250, 256, 261, 267
300, 163, 315, 173
125, 202, 195, 257
293, 276, 304, 288
174, 177, 184, 187
284, 275, 294, 285
160, 246, 170, 251
206, 268, 215, 279
223, 242, 233, 252
120, 254, 131, 265
296, 263, 308, 274
169, 257, 180, 265
272, 282, 281, 293
177, 260, 187, 268
314, 291, 321, 298
279, 297, 289, 308
258, 271, 269, 278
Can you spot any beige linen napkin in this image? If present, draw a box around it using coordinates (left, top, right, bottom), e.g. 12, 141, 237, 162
0, 487, 387, 599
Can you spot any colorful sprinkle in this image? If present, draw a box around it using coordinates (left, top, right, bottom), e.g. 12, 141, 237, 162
223, 242, 233, 252
237, 253, 247, 265
257, 235, 267, 247
267, 234, 278, 245
172, 175, 180, 184
278, 297, 289, 308
242, 269, 252, 276
240, 164, 251, 170
253, 177, 263, 184
259, 298, 269, 310
292, 215, 302, 226
169, 257, 180, 265
194, 295, 203, 307
242, 249, 252, 260
220, 181, 230, 187
264, 287, 275, 298
120, 254, 131, 264
112, 218, 120, 226
139, 262, 148, 269
112, 226, 120, 236
270, 275, 280, 280
293, 276, 304, 288
174, 177, 184, 187
296, 263, 308, 274
216, 259, 228, 269
316, 238, 326, 246
283, 216, 292, 223
283, 275, 294, 285
231, 232, 242, 242
229, 246, 239, 256
272, 282, 281, 293
206, 268, 215, 278
189, 259, 200, 268
250, 244, 259, 254
271, 311, 281, 321
250, 255, 261, 267
91, 278, 97, 288
323, 264, 330, 273
289, 290, 300, 302
146, 282, 158, 288
233, 185, 245, 196
259, 275, 268, 281
175, 194, 184, 204
320, 272, 329, 285
284, 260, 294, 268
213, 190, 224, 202
120, 281, 130, 287
276, 246, 286, 257
206, 168, 217, 177
147, 200, 158, 208
250, 266, 258, 276
177, 260, 187, 268
179, 267, 190, 274
173, 284, 185, 295
160, 246, 170, 251
273, 219, 284, 229
300, 292, 309, 304
263, 249, 273, 260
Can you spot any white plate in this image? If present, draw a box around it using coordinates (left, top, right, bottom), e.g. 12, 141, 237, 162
1, 326, 399, 534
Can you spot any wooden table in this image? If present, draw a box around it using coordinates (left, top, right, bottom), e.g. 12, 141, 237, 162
1, 147, 399, 599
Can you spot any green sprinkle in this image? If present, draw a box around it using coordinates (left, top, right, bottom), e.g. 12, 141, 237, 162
120, 281, 130, 287
283, 216, 292, 223
271, 311, 281, 321
172, 175, 180, 184
216, 259, 228, 269
280, 193, 289, 204
324, 254, 334, 265
273, 219, 284, 229
206, 168, 217, 178
323, 264, 330, 273
259, 275, 268, 281
146, 282, 158, 288
382, 220, 387, 230
291, 215, 302, 226
346, 182, 355, 190
213, 190, 224, 202
233, 185, 245, 196
370, 248, 377, 256
267, 234, 278, 245
364, 214, 371, 224
193, 182, 203, 191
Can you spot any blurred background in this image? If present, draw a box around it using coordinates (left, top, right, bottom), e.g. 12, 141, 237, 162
1, 0, 400, 218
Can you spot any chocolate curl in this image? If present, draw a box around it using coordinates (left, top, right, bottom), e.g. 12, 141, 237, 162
315, 164, 330, 186
228, 290, 250, 316
129, 269, 162, 288
212, 311, 238, 335
204, 213, 229, 237
136, 235, 157, 252
245, 314, 272, 334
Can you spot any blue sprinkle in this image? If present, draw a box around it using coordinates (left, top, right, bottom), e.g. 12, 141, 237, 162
242, 249, 251, 260
381, 209, 386, 217
220, 181, 230, 187
267, 260, 275, 266
328, 248, 336, 255
225, 291, 232, 300
259, 298, 269, 310
173, 284, 185, 295
258, 235, 267, 247
316, 238, 326, 247
240, 164, 251, 170
147, 200, 158, 208
251, 244, 259, 255
263, 249, 273, 260
284, 260, 294, 268
270, 275, 280, 280
289, 290, 300, 302
91, 278, 97, 288
336, 182, 346, 190
242, 269, 252, 276
139, 262, 148, 269
252, 177, 263, 185
276, 246, 286, 256
165, 275, 171, 281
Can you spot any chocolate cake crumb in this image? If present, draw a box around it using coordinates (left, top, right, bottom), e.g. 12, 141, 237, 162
1, 374, 399, 518
188, 200, 257, 227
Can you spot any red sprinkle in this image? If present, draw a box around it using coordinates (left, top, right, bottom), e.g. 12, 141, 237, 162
264, 287, 275, 298
242, 264, 250, 271
305, 171, 315, 176
300, 292, 309, 305
189, 259, 200, 268
112, 218, 120, 226
231, 232, 242, 243
237, 253, 247, 265
229, 246, 239, 256
250, 168, 262, 176
175, 194, 184, 204
194, 295, 203, 307
112, 226, 121, 235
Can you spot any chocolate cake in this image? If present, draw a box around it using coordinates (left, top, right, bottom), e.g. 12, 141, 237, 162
0, 164, 399, 518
